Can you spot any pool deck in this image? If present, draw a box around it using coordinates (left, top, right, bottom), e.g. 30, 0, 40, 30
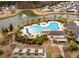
40, 22, 49, 27
21, 21, 64, 37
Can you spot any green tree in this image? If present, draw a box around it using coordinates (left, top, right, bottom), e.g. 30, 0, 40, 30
60, 18, 68, 23
36, 37, 44, 45
32, 35, 46, 45
32, 39, 37, 44
4, 28, 9, 33
64, 29, 73, 37
5, 34, 13, 43
10, 24, 13, 31
15, 33, 29, 44
23, 34, 29, 43
40, 34, 48, 41
69, 41, 78, 51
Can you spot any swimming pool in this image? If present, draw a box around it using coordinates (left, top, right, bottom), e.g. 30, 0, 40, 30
27, 21, 60, 35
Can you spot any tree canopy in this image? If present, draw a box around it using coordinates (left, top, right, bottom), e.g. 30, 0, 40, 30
69, 41, 78, 51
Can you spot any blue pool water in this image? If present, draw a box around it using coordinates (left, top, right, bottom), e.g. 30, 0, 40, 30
28, 22, 60, 35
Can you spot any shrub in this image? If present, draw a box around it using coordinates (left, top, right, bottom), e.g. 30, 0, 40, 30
60, 18, 67, 23
12, 56, 18, 58
47, 53, 52, 58
57, 55, 64, 58
40, 34, 48, 41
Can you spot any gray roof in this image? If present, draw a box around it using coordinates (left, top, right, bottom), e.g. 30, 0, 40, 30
48, 31, 66, 36
65, 21, 79, 39
13, 48, 20, 53
68, 6, 79, 10
75, 6, 79, 10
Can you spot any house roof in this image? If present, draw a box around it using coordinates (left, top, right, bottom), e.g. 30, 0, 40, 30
69, 6, 79, 11
21, 48, 28, 53
29, 48, 35, 53
65, 21, 79, 41
48, 31, 66, 36
13, 48, 20, 53
38, 48, 44, 54
75, 6, 79, 10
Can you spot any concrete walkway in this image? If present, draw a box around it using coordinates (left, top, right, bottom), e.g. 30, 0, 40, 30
58, 45, 65, 57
